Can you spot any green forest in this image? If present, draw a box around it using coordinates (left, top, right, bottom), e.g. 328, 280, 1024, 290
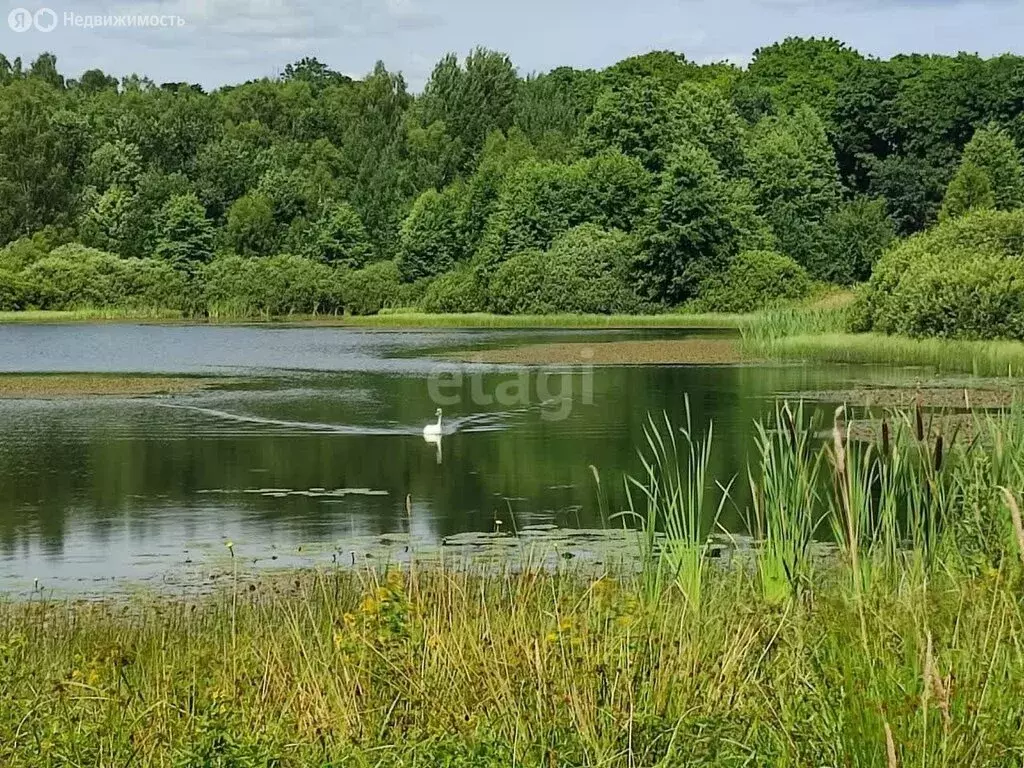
1, 40, 1024, 336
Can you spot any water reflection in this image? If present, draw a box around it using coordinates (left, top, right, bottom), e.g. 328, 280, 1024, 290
0, 325, 916, 591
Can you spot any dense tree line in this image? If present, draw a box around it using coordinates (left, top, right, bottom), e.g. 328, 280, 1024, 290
1, 41, 1023, 319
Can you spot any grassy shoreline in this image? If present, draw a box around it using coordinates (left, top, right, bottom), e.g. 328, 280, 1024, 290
0, 308, 747, 329
750, 332, 1024, 377
2, 557, 1021, 766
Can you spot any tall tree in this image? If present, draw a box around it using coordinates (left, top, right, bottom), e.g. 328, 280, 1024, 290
338, 62, 414, 259
744, 107, 843, 277
155, 192, 215, 265
0, 79, 86, 242
579, 78, 676, 173
417, 48, 519, 180
639, 144, 764, 304
398, 187, 465, 282
305, 203, 374, 268
959, 123, 1024, 211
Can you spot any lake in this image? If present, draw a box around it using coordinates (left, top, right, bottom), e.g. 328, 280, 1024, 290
0, 323, 915, 593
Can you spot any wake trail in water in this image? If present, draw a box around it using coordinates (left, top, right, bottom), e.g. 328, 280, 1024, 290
155, 403, 508, 436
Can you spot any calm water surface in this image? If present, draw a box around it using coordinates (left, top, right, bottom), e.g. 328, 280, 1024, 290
0, 324, 916, 593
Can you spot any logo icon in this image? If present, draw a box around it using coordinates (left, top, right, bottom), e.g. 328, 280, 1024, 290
34, 7, 57, 32
8, 7, 33, 32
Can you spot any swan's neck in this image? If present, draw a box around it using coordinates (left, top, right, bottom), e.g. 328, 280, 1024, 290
436, 413, 443, 429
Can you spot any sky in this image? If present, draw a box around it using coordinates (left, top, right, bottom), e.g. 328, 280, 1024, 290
0, 0, 1022, 90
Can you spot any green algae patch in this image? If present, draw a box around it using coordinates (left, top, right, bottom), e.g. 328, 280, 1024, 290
0, 374, 225, 399
453, 338, 753, 366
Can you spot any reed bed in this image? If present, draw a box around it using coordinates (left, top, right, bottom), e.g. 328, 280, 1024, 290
0, 308, 184, 323
3, 403, 1024, 766
741, 308, 1024, 376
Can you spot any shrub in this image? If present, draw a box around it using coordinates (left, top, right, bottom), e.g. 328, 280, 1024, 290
488, 249, 550, 314
854, 209, 1024, 339
0, 234, 52, 272
543, 225, 645, 313
21, 244, 187, 310
420, 268, 488, 313
202, 254, 337, 317
337, 261, 403, 316
118, 258, 187, 309
0, 268, 26, 310
489, 225, 644, 314
696, 250, 811, 313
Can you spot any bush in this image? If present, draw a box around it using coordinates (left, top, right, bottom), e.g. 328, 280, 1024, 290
489, 225, 644, 314
543, 225, 645, 313
854, 209, 1024, 339
0, 268, 27, 310
202, 254, 338, 317
22, 244, 186, 310
420, 268, 488, 313
0, 234, 52, 272
695, 250, 811, 313
337, 261, 403, 316
488, 249, 550, 314
118, 258, 187, 309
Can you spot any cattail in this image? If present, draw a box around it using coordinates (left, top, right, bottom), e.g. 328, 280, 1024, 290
998, 487, 1024, 568
933, 435, 944, 473
783, 402, 799, 453
915, 400, 925, 442
833, 406, 847, 479
881, 419, 891, 459
833, 405, 860, 582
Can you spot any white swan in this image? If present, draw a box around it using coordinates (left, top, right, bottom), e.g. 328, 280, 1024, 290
423, 408, 443, 438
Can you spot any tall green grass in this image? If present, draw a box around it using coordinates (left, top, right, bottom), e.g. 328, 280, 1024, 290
621, 401, 732, 608
0, 307, 183, 323
747, 401, 825, 603
741, 307, 1024, 376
